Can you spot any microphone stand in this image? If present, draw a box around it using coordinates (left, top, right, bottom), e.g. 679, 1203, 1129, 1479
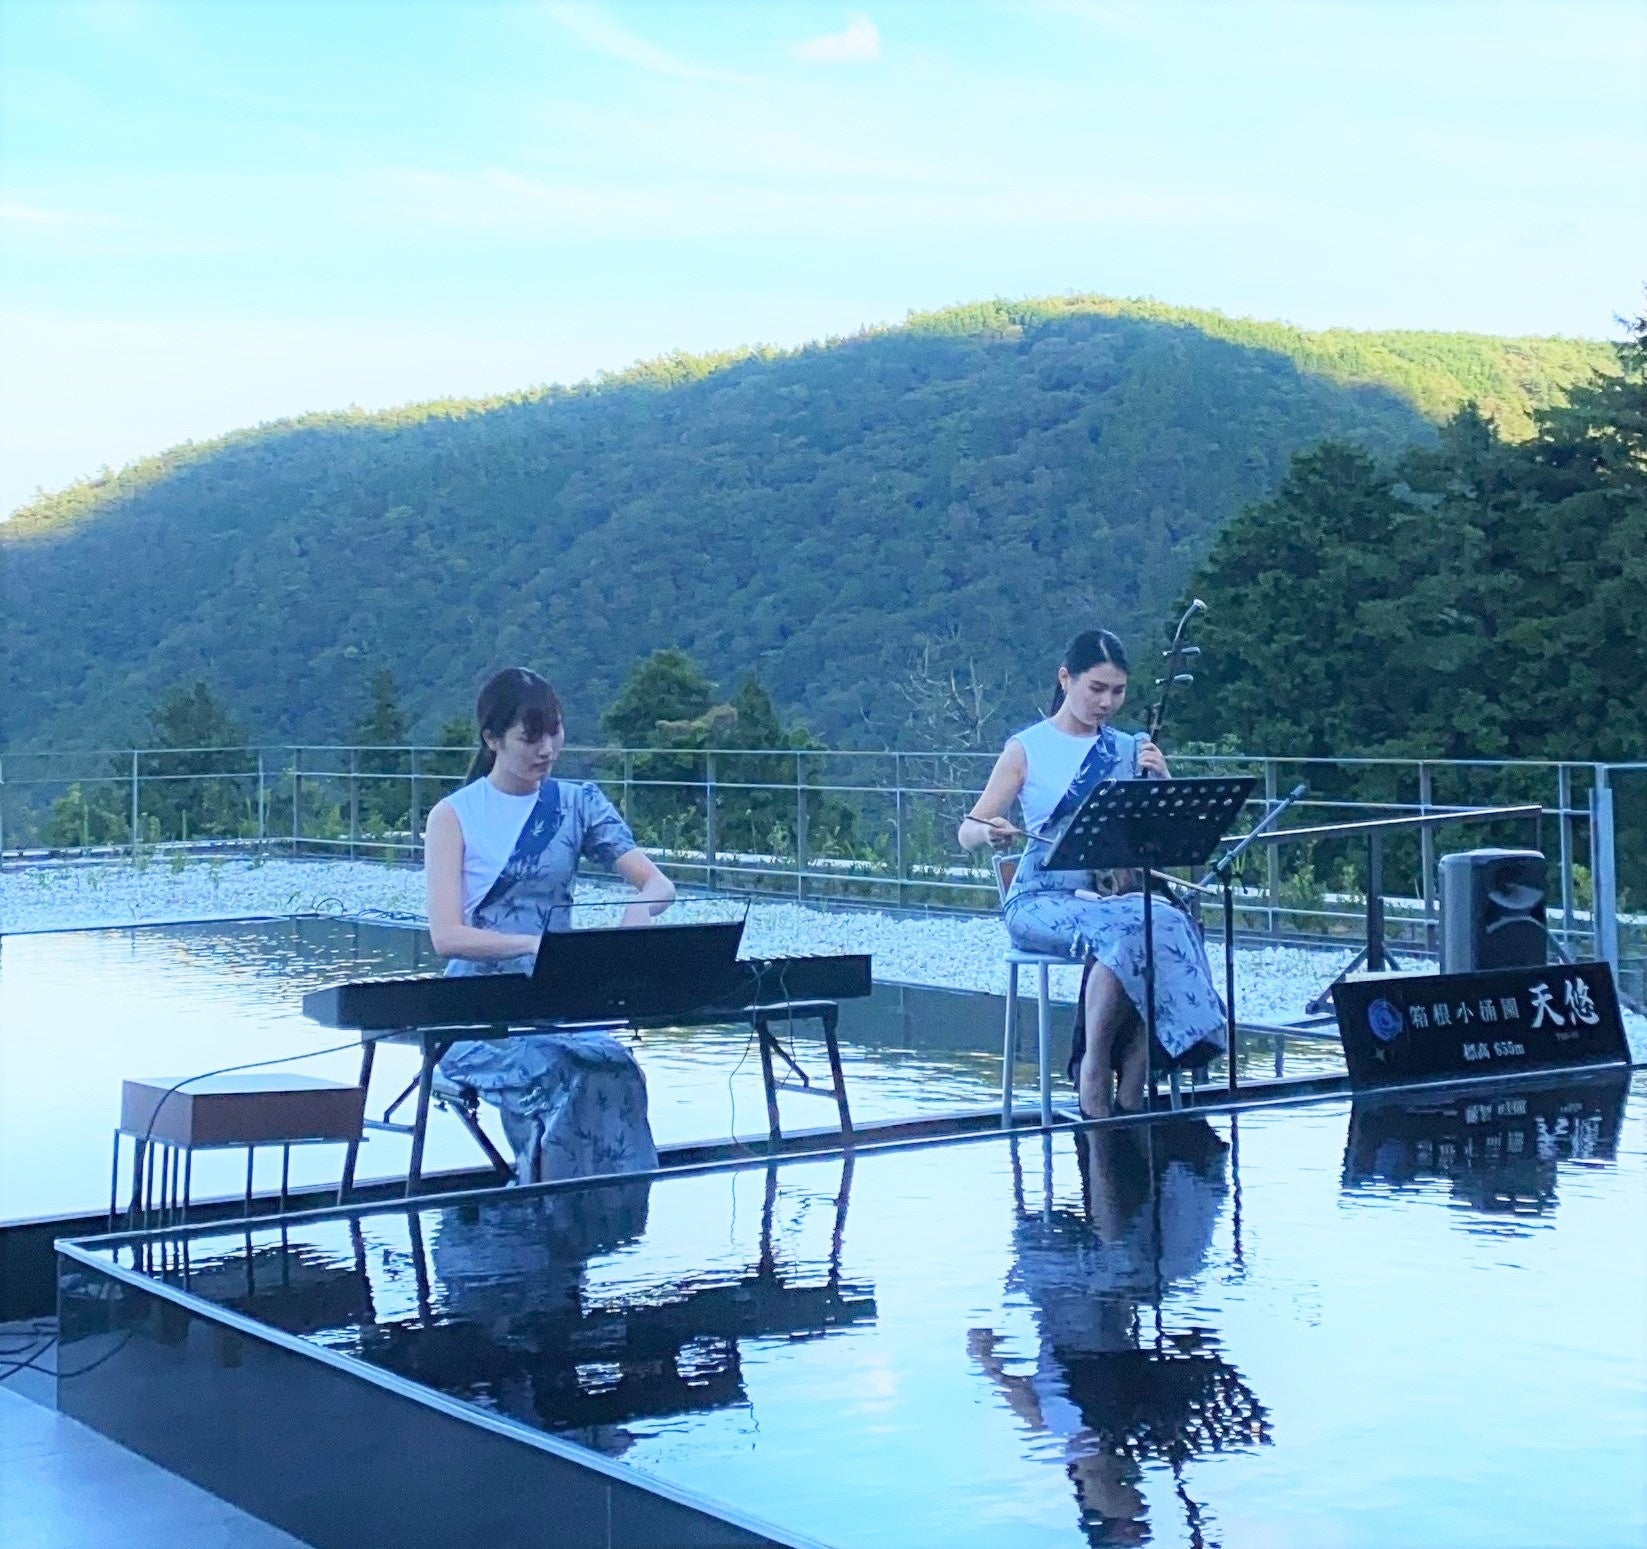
1203, 782, 1308, 1095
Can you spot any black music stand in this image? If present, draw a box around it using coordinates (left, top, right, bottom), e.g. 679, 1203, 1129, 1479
1046, 777, 1256, 1102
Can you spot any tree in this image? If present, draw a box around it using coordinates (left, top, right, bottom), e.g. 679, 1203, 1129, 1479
148, 679, 246, 755
5, 297, 1612, 758
717, 676, 816, 857
138, 681, 252, 841
43, 783, 130, 848
1175, 349, 1647, 899
892, 626, 1006, 753
600, 652, 854, 862
602, 650, 721, 849
430, 713, 477, 780
354, 668, 410, 748
351, 669, 411, 832
44, 680, 254, 850
1531, 299, 1647, 495
602, 649, 716, 746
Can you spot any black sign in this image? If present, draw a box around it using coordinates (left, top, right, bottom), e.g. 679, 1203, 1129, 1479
1331, 960, 1628, 1087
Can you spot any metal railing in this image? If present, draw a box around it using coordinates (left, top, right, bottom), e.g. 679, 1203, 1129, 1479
1, 743, 1640, 990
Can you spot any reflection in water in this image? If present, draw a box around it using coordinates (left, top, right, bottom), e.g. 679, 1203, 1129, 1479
102, 1078, 1647, 1549
158, 1158, 875, 1455
398, 1160, 872, 1450
142, 1227, 378, 1334
974, 1121, 1270, 1546
1341, 1072, 1629, 1219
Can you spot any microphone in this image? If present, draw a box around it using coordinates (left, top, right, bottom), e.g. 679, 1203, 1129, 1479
1135, 728, 1164, 780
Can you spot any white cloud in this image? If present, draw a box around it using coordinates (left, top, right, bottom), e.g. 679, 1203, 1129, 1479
793, 13, 882, 64
543, 2, 761, 86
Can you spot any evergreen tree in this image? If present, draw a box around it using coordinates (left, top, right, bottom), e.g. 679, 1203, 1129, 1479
1531, 301, 1647, 494
602, 649, 717, 746
1178, 311, 1647, 768
601, 650, 720, 848
351, 669, 411, 831
139, 681, 251, 841
599, 654, 852, 860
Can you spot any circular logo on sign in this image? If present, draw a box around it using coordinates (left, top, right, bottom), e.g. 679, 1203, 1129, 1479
1368, 998, 1405, 1042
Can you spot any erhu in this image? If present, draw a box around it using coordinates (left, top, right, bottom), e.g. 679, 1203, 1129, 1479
1135, 597, 1214, 912
1142, 597, 1206, 758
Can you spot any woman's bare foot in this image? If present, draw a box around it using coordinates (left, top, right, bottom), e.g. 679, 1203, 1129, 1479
1077, 1076, 1112, 1121
1077, 962, 1130, 1119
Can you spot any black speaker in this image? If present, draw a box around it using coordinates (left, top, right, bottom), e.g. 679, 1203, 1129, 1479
1438, 848, 1548, 973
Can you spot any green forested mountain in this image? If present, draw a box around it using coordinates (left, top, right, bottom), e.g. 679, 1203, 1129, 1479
0, 296, 1615, 753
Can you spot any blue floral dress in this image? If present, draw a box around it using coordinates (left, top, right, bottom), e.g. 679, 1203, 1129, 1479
1003, 728, 1227, 1070
439, 779, 659, 1184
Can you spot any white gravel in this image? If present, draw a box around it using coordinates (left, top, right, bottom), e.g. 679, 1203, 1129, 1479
3, 856, 1642, 1058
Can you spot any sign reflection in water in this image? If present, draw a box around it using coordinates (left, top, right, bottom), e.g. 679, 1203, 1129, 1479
1341, 1072, 1630, 1217
977, 1121, 1272, 1544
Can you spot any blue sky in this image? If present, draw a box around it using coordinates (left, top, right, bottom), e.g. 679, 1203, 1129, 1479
2, 0, 1643, 513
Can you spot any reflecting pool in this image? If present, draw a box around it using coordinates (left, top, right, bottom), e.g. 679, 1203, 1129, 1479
90, 1070, 1647, 1548
0, 918, 1341, 1221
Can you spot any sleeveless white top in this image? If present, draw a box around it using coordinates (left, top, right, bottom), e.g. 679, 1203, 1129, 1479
1011, 719, 1100, 833
441, 777, 541, 920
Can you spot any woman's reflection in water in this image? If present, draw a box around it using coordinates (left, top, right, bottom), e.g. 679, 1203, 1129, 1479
971, 1120, 1270, 1545
425, 1179, 655, 1454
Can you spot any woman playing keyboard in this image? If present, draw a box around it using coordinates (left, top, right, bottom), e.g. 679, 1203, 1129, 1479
424, 666, 675, 1183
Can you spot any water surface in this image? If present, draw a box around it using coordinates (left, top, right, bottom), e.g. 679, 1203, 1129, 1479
102, 1071, 1647, 1548
1, 918, 1342, 1221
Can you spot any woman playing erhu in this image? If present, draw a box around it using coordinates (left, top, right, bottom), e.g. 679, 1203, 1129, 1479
959, 630, 1226, 1117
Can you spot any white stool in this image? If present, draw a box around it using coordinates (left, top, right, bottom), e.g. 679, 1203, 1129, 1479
991, 851, 1185, 1124
993, 851, 1070, 1128
1001, 949, 1067, 1127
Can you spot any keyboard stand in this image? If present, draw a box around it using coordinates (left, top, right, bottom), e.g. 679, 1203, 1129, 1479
337, 998, 855, 1202
753, 999, 853, 1145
